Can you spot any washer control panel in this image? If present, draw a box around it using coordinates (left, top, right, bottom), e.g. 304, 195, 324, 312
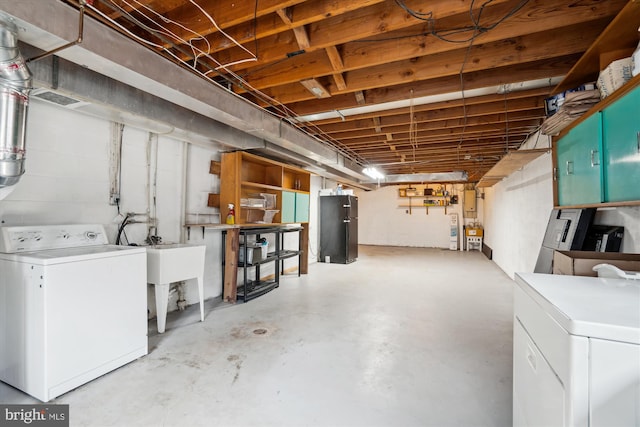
0, 224, 109, 253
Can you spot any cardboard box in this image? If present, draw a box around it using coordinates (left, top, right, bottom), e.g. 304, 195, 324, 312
466, 227, 483, 237
553, 250, 640, 277
597, 57, 633, 99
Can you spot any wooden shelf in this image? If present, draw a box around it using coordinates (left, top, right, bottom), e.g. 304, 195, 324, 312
477, 149, 549, 188
552, 0, 640, 95
554, 200, 640, 210
209, 161, 221, 175
240, 181, 283, 191
398, 205, 449, 209
207, 193, 220, 207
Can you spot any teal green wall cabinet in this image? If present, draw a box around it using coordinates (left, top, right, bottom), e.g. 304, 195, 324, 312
295, 193, 310, 222
555, 83, 640, 206
556, 112, 603, 206
281, 191, 296, 223
281, 191, 309, 223
602, 84, 640, 202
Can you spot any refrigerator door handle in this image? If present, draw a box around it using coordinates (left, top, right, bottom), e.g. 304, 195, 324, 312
343, 219, 351, 223
343, 204, 351, 208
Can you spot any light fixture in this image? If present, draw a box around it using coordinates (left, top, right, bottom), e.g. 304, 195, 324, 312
300, 78, 331, 99
362, 167, 384, 180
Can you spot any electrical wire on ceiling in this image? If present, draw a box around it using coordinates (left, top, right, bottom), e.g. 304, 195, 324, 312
455, 29, 479, 164
70, 0, 536, 175
104, 0, 257, 69
408, 89, 417, 164
253, 0, 259, 59
503, 91, 510, 152
187, 0, 258, 69
108, 0, 212, 68
77, 0, 373, 170
391, 0, 530, 44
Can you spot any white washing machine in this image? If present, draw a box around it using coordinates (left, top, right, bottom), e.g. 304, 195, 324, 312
513, 272, 640, 427
0, 224, 148, 402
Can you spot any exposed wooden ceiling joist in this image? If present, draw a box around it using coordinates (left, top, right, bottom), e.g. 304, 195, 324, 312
68, 0, 630, 182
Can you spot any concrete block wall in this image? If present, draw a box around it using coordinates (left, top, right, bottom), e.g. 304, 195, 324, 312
0, 100, 223, 316
483, 132, 640, 279
355, 184, 468, 249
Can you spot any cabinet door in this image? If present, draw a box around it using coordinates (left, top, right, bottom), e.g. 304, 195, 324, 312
294, 193, 310, 222
602, 85, 640, 202
281, 191, 296, 223
281, 191, 310, 223
556, 112, 603, 206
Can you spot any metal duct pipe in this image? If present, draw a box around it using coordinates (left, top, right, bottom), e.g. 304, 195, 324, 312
0, 12, 32, 192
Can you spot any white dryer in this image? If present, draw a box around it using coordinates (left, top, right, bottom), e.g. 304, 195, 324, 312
513, 272, 640, 427
0, 224, 148, 402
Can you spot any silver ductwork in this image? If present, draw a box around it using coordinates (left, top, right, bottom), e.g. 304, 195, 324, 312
0, 12, 31, 191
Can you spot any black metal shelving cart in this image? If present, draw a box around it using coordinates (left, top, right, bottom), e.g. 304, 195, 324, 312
222, 225, 303, 302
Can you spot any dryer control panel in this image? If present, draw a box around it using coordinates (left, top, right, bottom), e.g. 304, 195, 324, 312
0, 224, 109, 253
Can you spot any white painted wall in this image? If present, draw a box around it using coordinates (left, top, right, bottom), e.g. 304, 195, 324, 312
355, 184, 466, 249
483, 152, 554, 278
5, 102, 639, 314
483, 132, 640, 279
0, 100, 225, 316
0, 100, 324, 315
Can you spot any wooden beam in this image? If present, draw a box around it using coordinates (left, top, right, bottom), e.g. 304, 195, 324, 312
214, 0, 515, 70
275, 8, 293, 25
332, 73, 347, 91
292, 26, 311, 49
325, 46, 347, 90
307, 87, 549, 126
313, 98, 546, 134
277, 7, 310, 49
180, 0, 385, 55
319, 110, 544, 139
219, 0, 623, 76
355, 91, 365, 105
164, 0, 305, 42
223, 228, 239, 303
249, 21, 601, 101
279, 54, 580, 115
372, 117, 382, 133
325, 45, 344, 70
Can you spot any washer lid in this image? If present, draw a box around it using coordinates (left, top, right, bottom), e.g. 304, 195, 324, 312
515, 272, 640, 344
4, 244, 146, 265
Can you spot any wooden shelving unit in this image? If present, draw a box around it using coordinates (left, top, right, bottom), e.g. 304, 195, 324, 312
476, 149, 549, 188
549, 1, 640, 208
219, 151, 312, 289
207, 160, 221, 208
220, 151, 311, 225
551, 1, 640, 139
552, 1, 640, 95
397, 184, 454, 214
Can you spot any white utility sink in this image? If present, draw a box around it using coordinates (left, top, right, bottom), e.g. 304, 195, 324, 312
146, 244, 206, 333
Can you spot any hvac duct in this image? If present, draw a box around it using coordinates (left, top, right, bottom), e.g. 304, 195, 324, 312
0, 12, 31, 197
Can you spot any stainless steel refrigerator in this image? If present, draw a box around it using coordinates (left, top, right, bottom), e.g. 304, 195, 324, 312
319, 195, 358, 264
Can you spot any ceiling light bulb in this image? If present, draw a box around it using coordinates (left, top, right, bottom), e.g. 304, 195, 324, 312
363, 167, 384, 180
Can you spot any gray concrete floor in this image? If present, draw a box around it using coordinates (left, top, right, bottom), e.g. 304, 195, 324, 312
1, 245, 515, 426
